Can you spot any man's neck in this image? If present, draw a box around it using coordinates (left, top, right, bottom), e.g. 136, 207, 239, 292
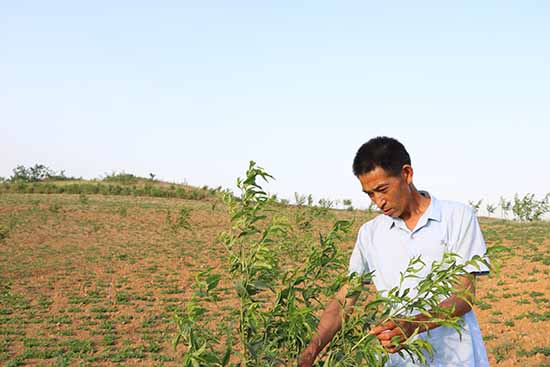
400, 189, 431, 230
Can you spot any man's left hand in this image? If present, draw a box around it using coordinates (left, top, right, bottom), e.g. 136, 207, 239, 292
368, 320, 415, 353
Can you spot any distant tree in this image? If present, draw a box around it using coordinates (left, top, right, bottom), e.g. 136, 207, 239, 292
367, 201, 377, 213
47, 169, 71, 181
468, 199, 483, 215
499, 196, 512, 219
294, 192, 306, 206
486, 203, 496, 217
342, 199, 353, 211
512, 193, 550, 221
318, 198, 335, 209
10, 164, 56, 182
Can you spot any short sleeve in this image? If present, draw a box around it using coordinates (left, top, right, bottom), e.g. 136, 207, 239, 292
451, 207, 491, 275
348, 225, 372, 282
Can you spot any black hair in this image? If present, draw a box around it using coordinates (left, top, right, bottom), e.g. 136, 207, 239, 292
352, 136, 411, 177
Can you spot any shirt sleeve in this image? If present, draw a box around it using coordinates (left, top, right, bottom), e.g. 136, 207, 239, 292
348, 225, 372, 282
450, 207, 491, 275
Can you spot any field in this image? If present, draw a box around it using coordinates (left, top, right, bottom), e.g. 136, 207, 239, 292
0, 186, 549, 366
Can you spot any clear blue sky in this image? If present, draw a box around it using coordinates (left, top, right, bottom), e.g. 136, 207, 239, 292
1, 2, 549, 214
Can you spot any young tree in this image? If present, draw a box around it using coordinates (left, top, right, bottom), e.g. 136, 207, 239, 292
467, 199, 483, 215
512, 193, 550, 221
342, 199, 353, 211
174, 162, 490, 367
10, 164, 56, 182
499, 196, 512, 219
486, 203, 496, 217
294, 192, 306, 206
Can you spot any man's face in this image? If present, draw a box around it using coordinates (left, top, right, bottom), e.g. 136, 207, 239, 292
358, 165, 412, 218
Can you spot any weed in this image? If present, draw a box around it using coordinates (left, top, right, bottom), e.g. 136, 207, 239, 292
483, 334, 496, 342
518, 346, 550, 357
109, 346, 145, 362
0, 224, 9, 241
102, 335, 116, 346
493, 342, 513, 363
116, 291, 132, 305
79, 193, 89, 205
48, 202, 61, 213
175, 207, 192, 230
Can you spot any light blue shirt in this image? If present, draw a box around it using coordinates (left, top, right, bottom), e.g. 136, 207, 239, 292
349, 193, 490, 367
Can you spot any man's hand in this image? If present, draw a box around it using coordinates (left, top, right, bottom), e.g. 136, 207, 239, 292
369, 274, 476, 354
368, 320, 415, 354
298, 348, 316, 367
298, 284, 360, 366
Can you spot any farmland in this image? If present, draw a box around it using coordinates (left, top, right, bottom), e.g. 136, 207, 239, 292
0, 180, 549, 366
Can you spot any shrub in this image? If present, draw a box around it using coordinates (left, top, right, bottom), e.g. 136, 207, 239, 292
9, 164, 74, 182
103, 172, 138, 185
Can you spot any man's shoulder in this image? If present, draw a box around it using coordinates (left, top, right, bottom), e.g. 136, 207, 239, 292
359, 214, 389, 234
436, 197, 476, 220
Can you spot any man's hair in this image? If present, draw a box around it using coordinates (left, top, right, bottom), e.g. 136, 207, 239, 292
352, 136, 411, 177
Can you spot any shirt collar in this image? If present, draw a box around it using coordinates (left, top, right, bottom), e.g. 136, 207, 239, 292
387, 191, 442, 229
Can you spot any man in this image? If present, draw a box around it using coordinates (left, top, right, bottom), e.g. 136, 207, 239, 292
299, 136, 490, 367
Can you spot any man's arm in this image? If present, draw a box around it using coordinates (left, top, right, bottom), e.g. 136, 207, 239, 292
369, 273, 476, 353
298, 283, 360, 367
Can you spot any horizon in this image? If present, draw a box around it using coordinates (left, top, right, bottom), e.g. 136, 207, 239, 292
2, 2, 549, 217
2, 162, 548, 219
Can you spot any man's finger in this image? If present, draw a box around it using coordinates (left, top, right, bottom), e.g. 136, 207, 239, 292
377, 329, 400, 341
368, 325, 387, 335
369, 320, 396, 335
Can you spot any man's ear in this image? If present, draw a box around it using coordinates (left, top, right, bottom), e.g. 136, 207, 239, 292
401, 165, 414, 185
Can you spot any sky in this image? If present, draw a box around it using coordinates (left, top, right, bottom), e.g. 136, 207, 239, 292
1, 1, 549, 215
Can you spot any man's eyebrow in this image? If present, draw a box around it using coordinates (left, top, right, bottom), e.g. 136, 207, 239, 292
363, 184, 387, 194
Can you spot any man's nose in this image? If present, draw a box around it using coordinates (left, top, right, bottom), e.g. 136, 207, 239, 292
373, 194, 385, 209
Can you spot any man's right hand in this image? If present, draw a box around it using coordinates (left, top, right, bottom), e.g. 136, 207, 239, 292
297, 284, 359, 367
298, 349, 316, 367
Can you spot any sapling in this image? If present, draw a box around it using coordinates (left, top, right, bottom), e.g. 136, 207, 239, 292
499, 196, 511, 219
294, 193, 307, 207
512, 193, 550, 221
342, 199, 353, 211
468, 199, 483, 215
174, 161, 490, 367
486, 203, 496, 217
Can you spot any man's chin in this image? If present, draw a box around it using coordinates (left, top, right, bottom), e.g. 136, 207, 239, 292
385, 209, 402, 218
